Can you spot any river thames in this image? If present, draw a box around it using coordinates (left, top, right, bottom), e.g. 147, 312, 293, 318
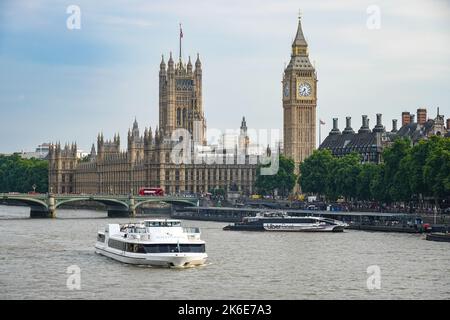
0, 205, 449, 300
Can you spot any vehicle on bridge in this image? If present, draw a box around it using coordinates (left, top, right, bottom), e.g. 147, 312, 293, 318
138, 187, 164, 196
95, 219, 207, 267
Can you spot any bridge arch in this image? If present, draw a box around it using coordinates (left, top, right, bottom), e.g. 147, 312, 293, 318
134, 198, 198, 210
0, 197, 48, 209
54, 197, 129, 210
0, 196, 49, 218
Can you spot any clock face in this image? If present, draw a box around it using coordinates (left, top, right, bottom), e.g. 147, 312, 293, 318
298, 82, 312, 97
284, 84, 289, 97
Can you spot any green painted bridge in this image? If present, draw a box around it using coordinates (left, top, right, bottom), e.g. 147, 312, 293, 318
0, 193, 199, 218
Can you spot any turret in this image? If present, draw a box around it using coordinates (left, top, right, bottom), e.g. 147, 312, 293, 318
159, 54, 166, 74
168, 52, 174, 74
90, 143, 96, 161
147, 127, 153, 145
187, 56, 193, 74
291, 16, 308, 57
132, 117, 139, 137
154, 126, 160, 145
240, 116, 247, 134
195, 53, 202, 73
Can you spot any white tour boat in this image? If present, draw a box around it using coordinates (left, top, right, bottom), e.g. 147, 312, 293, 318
95, 219, 207, 267
223, 211, 349, 232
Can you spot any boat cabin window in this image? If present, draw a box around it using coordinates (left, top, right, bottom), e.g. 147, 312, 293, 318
97, 233, 105, 242
144, 221, 181, 227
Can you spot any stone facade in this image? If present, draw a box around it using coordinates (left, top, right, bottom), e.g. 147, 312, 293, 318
48, 19, 317, 196
48, 47, 258, 195
159, 53, 206, 145
282, 17, 317, 169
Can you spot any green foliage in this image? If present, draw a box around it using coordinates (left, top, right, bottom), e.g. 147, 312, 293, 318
299, 149, 335, 196
356, 163, 378, 201
331, 153, 361, 200
300, 151, 361, 201
423, 137, 450, 202
382, 138, 411, 202
0, 154, 48, 193
255, 155, 297, 197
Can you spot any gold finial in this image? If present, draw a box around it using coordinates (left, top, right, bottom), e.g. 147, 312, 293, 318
298, 9, 302, 20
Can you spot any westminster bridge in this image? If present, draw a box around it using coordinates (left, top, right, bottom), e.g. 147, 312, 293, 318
0, 193, 199, 218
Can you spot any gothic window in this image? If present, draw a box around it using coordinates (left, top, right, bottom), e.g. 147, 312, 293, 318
182, 108, 187, 126
177, 108, 181, 126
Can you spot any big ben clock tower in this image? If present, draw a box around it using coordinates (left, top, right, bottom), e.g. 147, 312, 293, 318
283, 15, 317, 169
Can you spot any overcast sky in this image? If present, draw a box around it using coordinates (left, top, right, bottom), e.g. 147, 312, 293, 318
0, 0, 449, 153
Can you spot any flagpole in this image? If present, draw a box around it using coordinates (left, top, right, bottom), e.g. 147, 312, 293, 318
179, 23, 182, 62
319, 119, 321, 147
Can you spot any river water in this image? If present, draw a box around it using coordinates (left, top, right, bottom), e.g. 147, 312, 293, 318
0, 205, 449, 300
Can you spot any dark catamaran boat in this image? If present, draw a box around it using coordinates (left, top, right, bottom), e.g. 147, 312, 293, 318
223, 211, 348, 232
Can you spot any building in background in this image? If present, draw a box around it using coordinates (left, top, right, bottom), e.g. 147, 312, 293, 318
48, 37, 259, 195
319, 108, 449, 163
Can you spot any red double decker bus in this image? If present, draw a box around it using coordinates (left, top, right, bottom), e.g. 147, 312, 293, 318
138, 187, 164, 196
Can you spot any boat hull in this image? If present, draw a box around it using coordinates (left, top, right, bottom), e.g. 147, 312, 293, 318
95, 244, 208, 267
426, 233, 450, 242
223, 224, 345, 232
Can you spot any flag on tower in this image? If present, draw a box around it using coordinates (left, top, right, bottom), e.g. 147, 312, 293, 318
180, 24, 183, 38
320, 119, 325, 125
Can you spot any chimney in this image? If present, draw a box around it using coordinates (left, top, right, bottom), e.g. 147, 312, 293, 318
392, 119, 398, 133
417, 108, 427, 125
402, 111, 411, 126
358, 115, 371, 133
330, 118, 340, 135
373, 113, 385, 133
447, 118, 450, 130
342, 116, 354, 134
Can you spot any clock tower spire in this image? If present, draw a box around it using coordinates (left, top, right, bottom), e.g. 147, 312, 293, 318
283, 14, 317, 173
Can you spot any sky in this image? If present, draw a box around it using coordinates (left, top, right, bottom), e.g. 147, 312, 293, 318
0, 0, 449, 153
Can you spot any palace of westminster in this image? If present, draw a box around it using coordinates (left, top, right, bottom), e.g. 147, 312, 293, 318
48, 16, 318, 195
48, 16, 449, 195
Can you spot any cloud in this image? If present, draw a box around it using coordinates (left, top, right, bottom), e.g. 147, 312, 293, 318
0, 0, 449, 153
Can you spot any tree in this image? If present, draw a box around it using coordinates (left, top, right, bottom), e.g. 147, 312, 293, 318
382, 138, 411, 203
423, 137, 450, 205
0, 154, 48, 193
408, 139, 432, 198
299, 149, 335, 196
255, 155, 297, 197
329, 153, 361, 201
357, 163, 379, 201
392, 155, 413, 202
370, 163, 387, 202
